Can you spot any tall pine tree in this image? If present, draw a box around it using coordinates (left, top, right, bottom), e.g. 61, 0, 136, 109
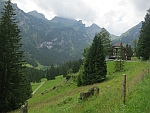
137, 9, 150, 60
126, 44, 133, 60
81, 31, 107, 86
0, 1, 32, 112
133, 38, 137, 56
46, 64, 56, 80
95, 28, 112, 56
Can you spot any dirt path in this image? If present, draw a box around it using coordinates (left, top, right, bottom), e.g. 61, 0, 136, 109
32, 81, 46, 95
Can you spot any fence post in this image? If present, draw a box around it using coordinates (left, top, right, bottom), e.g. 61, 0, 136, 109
122, 74, 126, 104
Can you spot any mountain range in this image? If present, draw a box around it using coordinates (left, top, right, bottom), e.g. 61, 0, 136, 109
0, 2, 142, 66
113, 22, 142, 45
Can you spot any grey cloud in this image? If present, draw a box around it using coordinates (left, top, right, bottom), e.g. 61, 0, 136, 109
129, 0, 150, 15
12, 0, 150, 35
131, 0, 150, 10
33, 0, 97, 21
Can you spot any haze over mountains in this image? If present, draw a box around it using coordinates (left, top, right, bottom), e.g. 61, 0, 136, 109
0, 2, 142, 66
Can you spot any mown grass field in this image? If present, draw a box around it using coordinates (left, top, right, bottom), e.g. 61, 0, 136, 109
35, 61, 50, 70
11, 61, 150, 113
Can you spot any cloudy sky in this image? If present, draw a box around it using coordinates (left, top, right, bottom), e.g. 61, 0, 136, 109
11, 0, 150, 36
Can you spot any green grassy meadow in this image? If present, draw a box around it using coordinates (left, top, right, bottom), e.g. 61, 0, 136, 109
35, 62, 50, 70
11, 61, 150, 113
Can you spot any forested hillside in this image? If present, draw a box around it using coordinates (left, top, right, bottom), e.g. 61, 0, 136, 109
0, 2, 142, 66
0, 2, 102, 66
113, 22, 142, 45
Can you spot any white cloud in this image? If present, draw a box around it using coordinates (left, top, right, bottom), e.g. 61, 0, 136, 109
11, 0, 150, 36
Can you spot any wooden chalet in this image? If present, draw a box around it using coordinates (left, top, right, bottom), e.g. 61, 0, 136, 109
109, 42, 127, 60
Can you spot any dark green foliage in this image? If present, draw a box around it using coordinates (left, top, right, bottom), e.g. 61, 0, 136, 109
59, 59, 83, 77
114, 60, 124, 72
82, 47, 90, 58
77, 65, 84, 86
126, 44, 133, 60
23, 59, 82, 81
95, 28, 112, 56
24, 67, 45, 83
77, 74, 82, 86
61, 64, 69, 77
79, 30, 107, 86
120, 43, 126, 60
72, 59, 82, 73
46, 64, 56, 80
133, 38, 137, 56
137, 9, 150, 60
0, 1, 32, 112
114, 43, 125, 72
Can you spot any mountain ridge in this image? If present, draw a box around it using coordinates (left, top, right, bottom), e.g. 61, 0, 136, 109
0, 2, 142, 66
28, 10, 47, 20
113, 22, 142, 45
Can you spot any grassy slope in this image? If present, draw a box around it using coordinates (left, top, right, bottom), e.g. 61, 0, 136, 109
35, 61, 50, 70
26, 61, 50, 70
11, 61, 150, 113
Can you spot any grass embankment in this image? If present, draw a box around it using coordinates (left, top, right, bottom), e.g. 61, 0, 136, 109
11, 61, 150, 113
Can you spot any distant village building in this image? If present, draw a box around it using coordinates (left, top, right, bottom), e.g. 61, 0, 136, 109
109, 42, 127, 60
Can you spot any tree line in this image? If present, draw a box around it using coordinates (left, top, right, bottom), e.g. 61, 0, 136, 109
25, 28, 134, 87
137, 9, 150, 60
77, 8, 150, 87
24, 59, 83, 83
0, 1, 32, 112
25, 6, 150, 95
0, 0, 149, 112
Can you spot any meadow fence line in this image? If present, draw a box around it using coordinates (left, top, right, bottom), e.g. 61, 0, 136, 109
122, 74, 126, 104
122, 66, 149, 104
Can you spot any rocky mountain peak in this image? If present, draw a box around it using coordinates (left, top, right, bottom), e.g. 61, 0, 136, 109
28, 10, 47, 20
90, 23, 101, 29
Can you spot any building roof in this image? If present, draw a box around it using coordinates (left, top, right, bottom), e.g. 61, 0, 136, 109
113, 42, 121, 47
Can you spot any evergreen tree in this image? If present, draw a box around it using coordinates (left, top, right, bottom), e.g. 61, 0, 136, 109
126, 44, 133, 60
0, 1, 32, 112
24, 67, 45, 83
72, 61, 79, 73
133, 38, 137, 56
46, 69, 50, 80
49, 64, 56, 80
82, 47, 90, 58
46, 64, 56, 80
55, 66, 60, 76
81, 32, 107, 85
114, 43, 125, 72
137, 9, 150, 60
77, 65, 84, 86
95, 28, 112, 56
61, 64, 68, 77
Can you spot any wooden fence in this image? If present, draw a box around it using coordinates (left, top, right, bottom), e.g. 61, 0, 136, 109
122, 66, 149, 104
